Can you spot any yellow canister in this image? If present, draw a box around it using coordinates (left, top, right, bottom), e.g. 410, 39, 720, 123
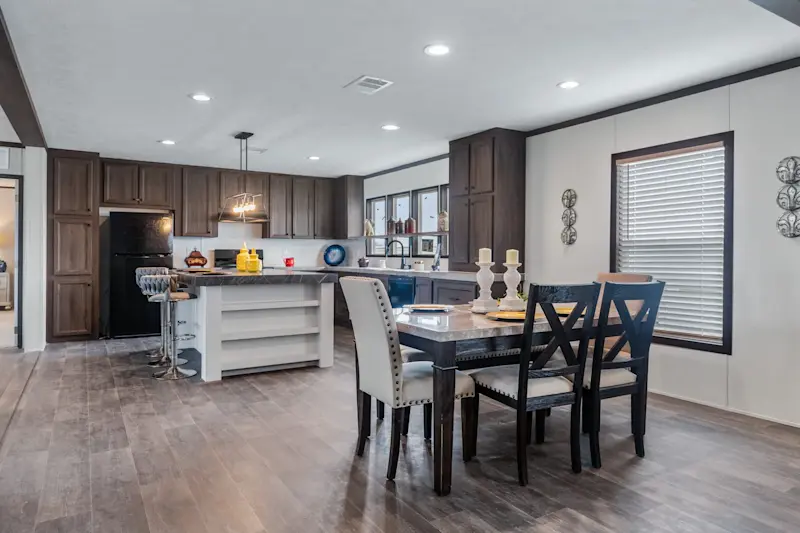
236, 244, 249, 272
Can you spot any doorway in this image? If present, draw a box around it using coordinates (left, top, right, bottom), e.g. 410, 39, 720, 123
0, 175, 21, 349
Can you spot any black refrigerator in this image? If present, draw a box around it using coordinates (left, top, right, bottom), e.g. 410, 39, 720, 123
101, 213, 173, 338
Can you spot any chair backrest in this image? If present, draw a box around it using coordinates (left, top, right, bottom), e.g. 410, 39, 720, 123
518, 283, 601, 403
388, 276, 416, 308
340, 277, 404, 407
135, 267, 169, 290
139, 274, 171, 296
594, 272, 652, 350
588, 281, 665, 390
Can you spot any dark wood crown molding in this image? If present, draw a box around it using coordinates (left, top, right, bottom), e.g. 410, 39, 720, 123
0, 6, 46, 147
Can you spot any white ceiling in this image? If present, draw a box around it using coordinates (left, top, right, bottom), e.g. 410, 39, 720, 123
2, 0, 800, 177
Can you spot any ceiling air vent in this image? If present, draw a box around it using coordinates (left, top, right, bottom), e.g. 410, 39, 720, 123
344, 75, 394, 95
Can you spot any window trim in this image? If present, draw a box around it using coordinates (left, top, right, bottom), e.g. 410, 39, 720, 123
609, 131, 734, 355
365, 195, 388, 256
412, 186, 441, 256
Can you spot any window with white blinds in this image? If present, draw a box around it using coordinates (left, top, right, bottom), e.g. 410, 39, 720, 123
614, 137, 731, 351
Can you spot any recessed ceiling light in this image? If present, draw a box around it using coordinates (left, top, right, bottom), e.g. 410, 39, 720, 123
423, 44, 450, 56
308, 156, 320, 161
159, 139, 176, 145
190, 93, 212, 102
381, 124, 400, 131
557, 80, 580, 90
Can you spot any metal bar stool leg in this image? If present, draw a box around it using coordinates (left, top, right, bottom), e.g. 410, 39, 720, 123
154, 300, 197, 380
149, 298, 187, 367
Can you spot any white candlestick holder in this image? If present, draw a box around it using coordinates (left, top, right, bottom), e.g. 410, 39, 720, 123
471, 262, 498, 314
498, 262, 525, 311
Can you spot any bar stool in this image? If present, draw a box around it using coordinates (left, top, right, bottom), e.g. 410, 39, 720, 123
139, 275, 197, 380
134, 266, 169, 362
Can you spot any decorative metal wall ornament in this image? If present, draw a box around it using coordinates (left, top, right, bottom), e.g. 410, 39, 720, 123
561, 189, 577, 208
561, 208, 577, 226
776, 156, 800, 184
776, 157, 800, 238
561, 226, 577, 245
561, 189, 577, 245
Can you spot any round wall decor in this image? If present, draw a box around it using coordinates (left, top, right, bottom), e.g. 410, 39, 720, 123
561, 208, 577, 226
777, 184, 800, 211
561, 226, 577, 245
561, 189, 577, 208
777, 211, 800, 238
777, 156, 800, 184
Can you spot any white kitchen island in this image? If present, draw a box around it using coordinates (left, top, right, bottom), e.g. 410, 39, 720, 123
176, 269, 337, 382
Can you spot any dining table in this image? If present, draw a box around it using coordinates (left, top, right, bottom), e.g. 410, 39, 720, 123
394, 304, 623, 496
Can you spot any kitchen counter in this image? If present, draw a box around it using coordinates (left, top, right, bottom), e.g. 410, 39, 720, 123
294, 265, 514, 283
177, 269, 334, 382
177, 269, 338, 287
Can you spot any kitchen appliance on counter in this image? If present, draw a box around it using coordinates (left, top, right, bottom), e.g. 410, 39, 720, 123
214, 249, 263, 269
101, 212, 173, 338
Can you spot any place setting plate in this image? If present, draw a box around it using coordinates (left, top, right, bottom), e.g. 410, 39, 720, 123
403, 304, 454, 313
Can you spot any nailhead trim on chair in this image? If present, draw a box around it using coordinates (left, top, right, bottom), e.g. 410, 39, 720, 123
397, 390, 475, 408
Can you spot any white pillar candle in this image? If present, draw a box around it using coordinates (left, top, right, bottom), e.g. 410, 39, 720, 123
506, 249, 519, 264
478, 248, 492, 264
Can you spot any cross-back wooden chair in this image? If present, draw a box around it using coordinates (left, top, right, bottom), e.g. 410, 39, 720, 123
583, 280, 665, 468
465, 282, 601, 485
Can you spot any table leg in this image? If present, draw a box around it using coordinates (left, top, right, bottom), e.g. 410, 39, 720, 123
432, 341, 456, 496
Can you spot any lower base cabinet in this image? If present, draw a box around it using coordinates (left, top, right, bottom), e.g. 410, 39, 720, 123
432, 280, 477, 306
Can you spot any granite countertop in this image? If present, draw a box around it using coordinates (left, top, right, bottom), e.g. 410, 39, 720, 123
176, 269, 338, 287
314, 265, 510, 283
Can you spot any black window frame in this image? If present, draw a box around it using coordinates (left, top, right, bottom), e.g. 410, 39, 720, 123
365, 195, 387, 256
610, 131, 734, 355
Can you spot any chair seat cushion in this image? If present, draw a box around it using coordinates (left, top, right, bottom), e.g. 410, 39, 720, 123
566, 355, 637, 389
400, 346, 433, 362
400, 362, 475, 406
470, 365, 573, 400
147, 292, 193, 302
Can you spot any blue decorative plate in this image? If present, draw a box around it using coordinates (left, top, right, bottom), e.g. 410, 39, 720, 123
324, 244, 346, 266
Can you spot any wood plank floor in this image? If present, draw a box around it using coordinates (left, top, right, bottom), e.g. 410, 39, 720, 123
1, 330, 799, 533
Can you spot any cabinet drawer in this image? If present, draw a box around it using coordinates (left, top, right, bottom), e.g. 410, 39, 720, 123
432, 280, 476, 306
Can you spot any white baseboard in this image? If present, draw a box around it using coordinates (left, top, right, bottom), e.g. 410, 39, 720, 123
650, 389, 800, 430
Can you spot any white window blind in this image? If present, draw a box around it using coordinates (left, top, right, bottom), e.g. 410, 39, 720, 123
615, 142, 726, 345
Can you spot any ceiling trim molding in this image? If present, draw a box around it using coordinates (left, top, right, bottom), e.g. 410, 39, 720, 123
0, 6, 45, 147
364, 153, 448, 179
749, 0, 800, 27
525, 55, 800, 137
0, 140, 24, 149
362, 56, 800, 179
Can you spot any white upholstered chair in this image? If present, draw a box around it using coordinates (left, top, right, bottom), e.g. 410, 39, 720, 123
340, 276, 475, 480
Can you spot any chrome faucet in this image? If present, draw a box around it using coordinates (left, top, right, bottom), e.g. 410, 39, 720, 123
385, 239, 410, 269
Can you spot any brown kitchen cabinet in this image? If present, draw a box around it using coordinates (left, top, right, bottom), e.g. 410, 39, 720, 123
102, 160, 174, 209
448, 128, 526, 272
52, 155, 96, 216
177, 167, 219, 237
333, 175, 364, 239
52, 277, 94, 338
292, 177, 315, 239
432, 279, 477, 306
219, 171, 269, 233
48, 149, 100, 343
314, 178, 334, 239
269, 174, 293, 238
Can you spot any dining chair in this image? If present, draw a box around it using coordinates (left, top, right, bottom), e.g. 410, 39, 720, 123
581, 281, 665, 468
465, 283, 601, 485
340, 276, 476, 480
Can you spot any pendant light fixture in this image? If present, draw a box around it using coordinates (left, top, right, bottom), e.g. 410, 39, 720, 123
219, 132, 269, 223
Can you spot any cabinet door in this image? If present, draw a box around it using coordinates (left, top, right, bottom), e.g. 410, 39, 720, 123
469, 194, 494, 263
53, 156, 96, 215
449, 141, 471, 196
292, 177, 315, 239
244, 172, 269, 214
102, 161, 139, 205
470, 136, 495, 194
414, 278, 433, 304
314, 178, 334, 239
52, 277, 93, 338
269, 174, 292, 238
180, 168, 219, 237
53, 218, 93, 276
139, 164, 174, 209
449, 196, 470, 264
433, 280, 476, 306
219, 171, 245, 209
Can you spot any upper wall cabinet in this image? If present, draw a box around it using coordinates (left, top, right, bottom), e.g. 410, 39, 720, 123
269, 174, 293, 238
448, 128, 526, 272
102, 160, 175, 209
292, 177, 315, 239
314, 178, 334, 239
53, 156, 96, 216
333, 175, 364, 239
177, 167, 219, 237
